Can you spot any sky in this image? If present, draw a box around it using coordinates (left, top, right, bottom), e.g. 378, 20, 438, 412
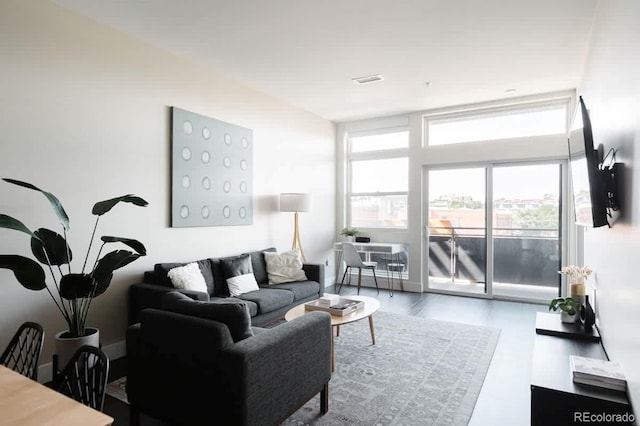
429, 164, 561, 202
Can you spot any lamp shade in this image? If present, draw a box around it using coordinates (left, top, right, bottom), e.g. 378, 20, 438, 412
279, 193, 312, 213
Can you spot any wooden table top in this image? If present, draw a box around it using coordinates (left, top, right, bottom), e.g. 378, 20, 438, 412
0, 365, 113, 426
285, 294, 381, 326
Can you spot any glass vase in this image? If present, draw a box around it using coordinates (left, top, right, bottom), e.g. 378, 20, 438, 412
569, 276, 586, 308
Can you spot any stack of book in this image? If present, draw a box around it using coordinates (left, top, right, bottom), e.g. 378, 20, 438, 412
317, 293, 340, 307
305, 297, 364, 316
570, 355, 627, 391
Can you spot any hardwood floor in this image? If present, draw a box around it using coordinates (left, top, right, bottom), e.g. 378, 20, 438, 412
104, 285, 546, 425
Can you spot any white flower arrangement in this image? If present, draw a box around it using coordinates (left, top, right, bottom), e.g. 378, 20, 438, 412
559, 265, 592, 282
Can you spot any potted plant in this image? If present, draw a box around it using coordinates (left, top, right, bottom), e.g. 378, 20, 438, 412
548, 297, 579, 323
340, 227, 359, 242
558, 264, 592, 307
0, 178, 148, 366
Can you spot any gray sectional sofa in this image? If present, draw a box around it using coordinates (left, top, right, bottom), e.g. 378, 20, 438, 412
128, 247, 325, 326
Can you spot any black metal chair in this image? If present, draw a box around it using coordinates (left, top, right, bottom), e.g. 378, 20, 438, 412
0, 321, 44, 380
54, 345, 110, 412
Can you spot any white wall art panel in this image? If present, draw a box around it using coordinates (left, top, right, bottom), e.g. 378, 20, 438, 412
171, 107, 253, 227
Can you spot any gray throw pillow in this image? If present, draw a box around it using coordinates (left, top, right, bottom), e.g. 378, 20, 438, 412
161, 291, 254, 342
219, 254, 259, 297
154, 259, 214, 294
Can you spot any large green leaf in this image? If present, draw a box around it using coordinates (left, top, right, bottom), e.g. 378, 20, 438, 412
0, 214, 37, 237
2, 178, 70, 230
0, 255, 47, 291
100, 236, 147, 255
31, 228, 72, 266
59, 273, 94, 300
92, 250, 142, 296
92, 195, 148, 216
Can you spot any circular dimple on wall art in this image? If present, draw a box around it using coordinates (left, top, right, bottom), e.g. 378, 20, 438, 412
239, 181, 247, 193
181, 175, 191, 188
223, 157, 231, 168
183, 121, 193, 135
202, 177, 211, 190
201, 206, 210, 219
180, 205, 189, 219
223, 180, 231, 193
181, 147, 192, 161
239, 206, 247, 218
201, 151, 210, 164
202, 127, 211, 140
241, 138, 249, 149
224, 134, 232, 146
223, 205, 231, 218
240, 160, 247, 171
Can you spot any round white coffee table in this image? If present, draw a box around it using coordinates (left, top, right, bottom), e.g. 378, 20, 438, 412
285, 295, 381, 371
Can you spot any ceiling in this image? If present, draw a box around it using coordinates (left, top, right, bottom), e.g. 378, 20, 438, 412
53, 0, 599, 123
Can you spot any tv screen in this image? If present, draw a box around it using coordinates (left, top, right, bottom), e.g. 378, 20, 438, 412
568, 96, 608, 228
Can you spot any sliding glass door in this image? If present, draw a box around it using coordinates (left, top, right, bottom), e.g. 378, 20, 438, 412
427, 167, 487, 296
492, 163, 561, 301
426, 162, 563, 301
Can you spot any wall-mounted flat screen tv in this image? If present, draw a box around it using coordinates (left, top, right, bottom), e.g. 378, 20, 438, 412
567, 96, 608, 228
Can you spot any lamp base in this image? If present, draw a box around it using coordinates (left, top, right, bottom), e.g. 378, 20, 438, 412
292, 212, 306, 261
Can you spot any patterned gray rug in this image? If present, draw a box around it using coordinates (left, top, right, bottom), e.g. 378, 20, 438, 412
282, 311, 500, 426
106, 312, 500, 425
106, 376, 128, 403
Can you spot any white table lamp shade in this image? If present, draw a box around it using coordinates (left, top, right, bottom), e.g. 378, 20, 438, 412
280, 193, 312, 213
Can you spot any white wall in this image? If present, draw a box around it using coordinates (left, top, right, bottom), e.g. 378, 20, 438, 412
579, 0, 640, 408
0, 0, 335, 379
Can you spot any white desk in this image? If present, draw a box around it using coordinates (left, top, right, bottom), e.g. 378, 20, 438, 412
333, 242, 405, 294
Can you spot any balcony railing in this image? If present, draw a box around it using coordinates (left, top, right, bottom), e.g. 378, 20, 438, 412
428, 226, 560, 288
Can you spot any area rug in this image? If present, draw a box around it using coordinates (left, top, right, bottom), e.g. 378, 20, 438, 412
106, 376, 128, 404
282, 311, 500, 426
106, 312, 500, 425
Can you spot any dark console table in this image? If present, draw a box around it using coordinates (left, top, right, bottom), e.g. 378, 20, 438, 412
531, 313, 633, 425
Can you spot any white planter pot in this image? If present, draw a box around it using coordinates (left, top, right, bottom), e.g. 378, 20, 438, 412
54, 327, 100, 371
560, 311, 577, 324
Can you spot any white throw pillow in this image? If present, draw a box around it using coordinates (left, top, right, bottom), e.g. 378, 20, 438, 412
167, 262, 208, 293
227, 273, 260, 297
264, 249, 308, 284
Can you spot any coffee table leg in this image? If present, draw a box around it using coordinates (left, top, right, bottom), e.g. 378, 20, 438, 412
331, 327, 335, 372
369, 315, 376, 345
336, 325, 340, 337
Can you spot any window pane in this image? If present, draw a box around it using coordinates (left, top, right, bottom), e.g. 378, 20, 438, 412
493, 164, 560, 235
350, 195, 407, 228
428, 168, 486, 292
351, 158, 408, 193
350, 131, 408, 152
428, 104, 567, 146
492, 163, 561, 301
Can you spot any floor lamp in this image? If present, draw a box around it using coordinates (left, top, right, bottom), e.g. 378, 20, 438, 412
280, 193, 311, 261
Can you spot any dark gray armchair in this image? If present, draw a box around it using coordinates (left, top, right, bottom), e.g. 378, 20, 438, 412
126, 294, 332, 426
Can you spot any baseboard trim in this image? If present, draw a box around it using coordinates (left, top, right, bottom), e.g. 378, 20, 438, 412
37, 339, 127, 384
327, 275, 423, 293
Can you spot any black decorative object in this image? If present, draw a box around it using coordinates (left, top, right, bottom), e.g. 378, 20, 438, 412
355, 236, 370, 243
581, 295, 596, 330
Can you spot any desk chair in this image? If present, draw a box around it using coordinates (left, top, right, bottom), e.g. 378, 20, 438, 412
55, 345, 110, 412
338, 242, 380, 295
0, 322, 44, 380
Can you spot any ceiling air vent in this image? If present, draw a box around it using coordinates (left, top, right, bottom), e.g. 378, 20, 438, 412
352, 74, 384, 85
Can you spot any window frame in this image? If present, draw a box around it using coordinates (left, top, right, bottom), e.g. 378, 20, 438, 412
346, 126, 409, 230
424, 98, 571, 147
